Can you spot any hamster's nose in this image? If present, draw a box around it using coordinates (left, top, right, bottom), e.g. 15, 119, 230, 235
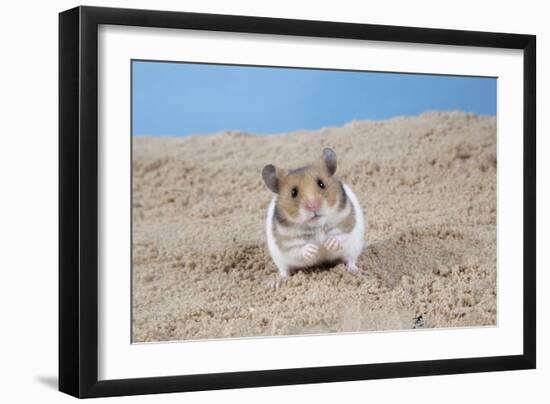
304, 199, 321, 212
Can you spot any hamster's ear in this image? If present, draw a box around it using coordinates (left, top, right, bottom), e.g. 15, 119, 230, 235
322, 148, 337, 176
262, 164, 283, 193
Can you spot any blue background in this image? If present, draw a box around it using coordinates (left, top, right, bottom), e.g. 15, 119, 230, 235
132, 61, 496, 136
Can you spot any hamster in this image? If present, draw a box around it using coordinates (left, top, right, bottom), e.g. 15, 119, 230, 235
262, 148, 365, 278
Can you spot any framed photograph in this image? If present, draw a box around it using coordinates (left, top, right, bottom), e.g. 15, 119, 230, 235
59, 6, 536, 398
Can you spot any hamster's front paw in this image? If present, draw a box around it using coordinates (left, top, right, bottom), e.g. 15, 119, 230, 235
302, 244, 319, 261
324, 237, 343, 252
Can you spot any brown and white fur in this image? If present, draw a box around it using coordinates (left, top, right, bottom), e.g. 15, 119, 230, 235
262, 148, 365, 278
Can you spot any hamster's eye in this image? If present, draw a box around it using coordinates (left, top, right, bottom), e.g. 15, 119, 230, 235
317, 179, 325, 189
291, 187, 299, 198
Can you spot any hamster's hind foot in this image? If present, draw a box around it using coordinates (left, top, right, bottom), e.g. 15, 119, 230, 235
277, 266, 290, 279
265, 275, 288, 290
345, 260, 360, 274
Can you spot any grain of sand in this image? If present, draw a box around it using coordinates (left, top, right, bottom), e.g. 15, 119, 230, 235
132, 111, 497, 342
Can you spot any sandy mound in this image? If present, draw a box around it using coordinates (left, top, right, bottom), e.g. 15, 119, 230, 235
132, 111, 497, 342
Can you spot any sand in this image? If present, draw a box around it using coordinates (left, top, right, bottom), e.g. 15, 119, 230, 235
131, 111, 497, 343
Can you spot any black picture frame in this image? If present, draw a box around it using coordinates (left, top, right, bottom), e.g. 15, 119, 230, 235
59, 5, 536, 398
